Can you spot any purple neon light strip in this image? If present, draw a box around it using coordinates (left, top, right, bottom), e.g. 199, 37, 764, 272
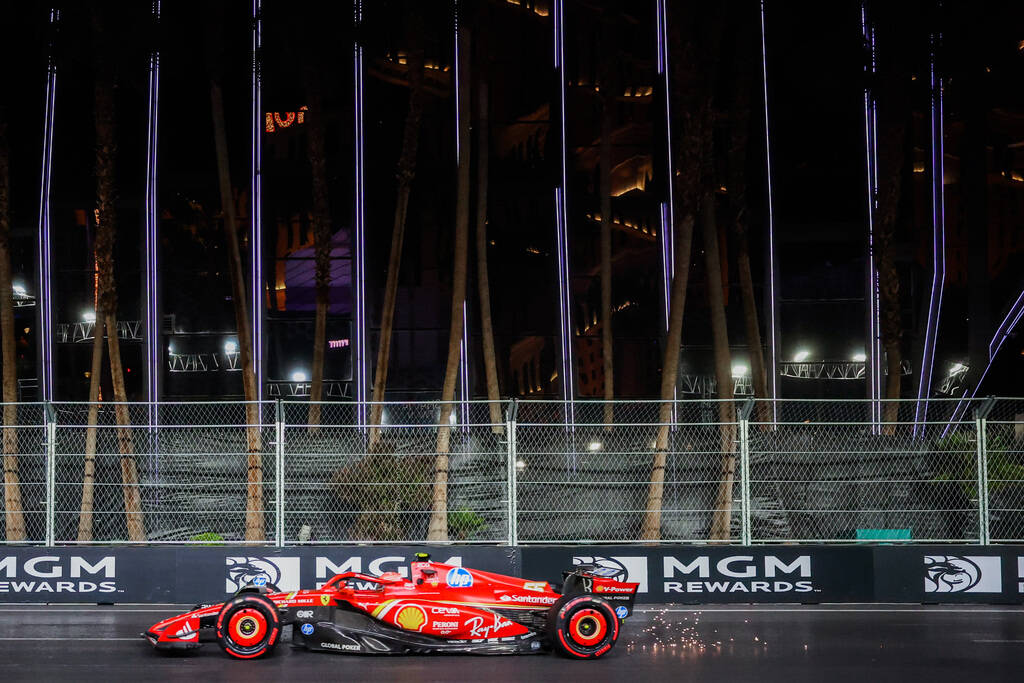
145, 1, 161, 417
862, 4, 882, 430
914, 34, 946, 437
554, 0, 574, 425
251, 0, 263, 397
37, 8, 59, 402
942, 288, 1024, 435
760, 0, 779, 421
354, 0, 367, 423
656, 0, 675, 331
455, 2, 469, 425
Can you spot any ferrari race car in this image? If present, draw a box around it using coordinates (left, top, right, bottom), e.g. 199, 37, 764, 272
144, 553, 639, 660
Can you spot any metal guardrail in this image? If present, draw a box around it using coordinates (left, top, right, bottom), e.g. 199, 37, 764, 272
0, 398, 1022, 546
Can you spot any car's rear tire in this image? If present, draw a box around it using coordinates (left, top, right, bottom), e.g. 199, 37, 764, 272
547, 594, 619, 659
216, 593, 281, 659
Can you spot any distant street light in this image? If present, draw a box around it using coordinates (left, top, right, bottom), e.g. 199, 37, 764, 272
12, 283, 26, 296
853, 353, 866, 362
82, 310, 96, 324
949, 362, 965, 375
224, 340, 237, 353
291, 371, 307, 382
588, 441, 603, 451
731, 364, 749, 377
793, 350, 810, 362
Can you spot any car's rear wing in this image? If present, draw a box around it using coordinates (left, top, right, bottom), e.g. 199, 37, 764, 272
561, 565, 639, 618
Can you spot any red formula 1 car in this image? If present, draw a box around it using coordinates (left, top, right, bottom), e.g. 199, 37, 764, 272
144, 553, 639, 660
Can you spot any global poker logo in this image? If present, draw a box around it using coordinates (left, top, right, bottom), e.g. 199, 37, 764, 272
923, 555, 1001, 593
225, 556, 301, 593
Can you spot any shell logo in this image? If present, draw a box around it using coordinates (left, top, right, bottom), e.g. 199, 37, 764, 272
395, 605, 427, 632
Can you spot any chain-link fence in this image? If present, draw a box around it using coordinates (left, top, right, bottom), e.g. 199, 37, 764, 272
984, 398, 1024, 543
51, 402, 275, 544
515, 400, 741, 543
0, 403, 47, 543
1, 398, 1022, 545
747, 398, 990, 543
281, 401, 508, 544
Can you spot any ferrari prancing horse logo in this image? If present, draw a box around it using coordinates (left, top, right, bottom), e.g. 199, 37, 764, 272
320, 595, 331, 606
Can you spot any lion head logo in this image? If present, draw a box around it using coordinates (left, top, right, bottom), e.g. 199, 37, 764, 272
924, 555, 982, 593
226, 557, 282, 592
395, 605, 427, 632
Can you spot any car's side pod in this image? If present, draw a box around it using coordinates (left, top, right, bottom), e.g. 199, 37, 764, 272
560, 565, 639, 618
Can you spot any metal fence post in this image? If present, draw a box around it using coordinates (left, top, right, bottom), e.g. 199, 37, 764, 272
44, 402, 56, 547
974, 398, 995, 545
738, 398, 754, 546
507, 399, 518, 546
275, 399, 285, 547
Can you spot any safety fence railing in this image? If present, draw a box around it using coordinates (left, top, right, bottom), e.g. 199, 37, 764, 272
0, 398, 1022, 546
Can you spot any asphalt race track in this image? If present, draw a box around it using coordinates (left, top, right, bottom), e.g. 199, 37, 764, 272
0, 604, 1021, 682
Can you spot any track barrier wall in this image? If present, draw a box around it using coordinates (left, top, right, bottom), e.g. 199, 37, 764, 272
0, 545, 1022, 604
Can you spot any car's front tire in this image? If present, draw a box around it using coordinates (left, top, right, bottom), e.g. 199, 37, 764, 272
215, 593, 281, 659
547, 594, 620, 659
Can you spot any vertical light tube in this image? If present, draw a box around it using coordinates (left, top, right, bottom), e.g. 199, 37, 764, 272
943, 288, 1024, 436
37, 8, 59, 402
353, 0, 368, 426
251, 0, 264, 398
145, 1, 161, 425
914, 30, 946, 438
553, 0, 574, 426
862, 4, 882, 432
760, 0, 779, 421
656, 0, 674, 331
455, 2, 470, 429
656, 0, 678, 419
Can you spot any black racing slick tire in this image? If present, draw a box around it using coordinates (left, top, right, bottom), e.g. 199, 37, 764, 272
215, 593, 281, 659
547, 594, 620, 659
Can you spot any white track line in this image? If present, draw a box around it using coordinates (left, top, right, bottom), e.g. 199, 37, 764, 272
633, 607, 1022, 613
0, 637, 140, 642
0, 609, 174, 613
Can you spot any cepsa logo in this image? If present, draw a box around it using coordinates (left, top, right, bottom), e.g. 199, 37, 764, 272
663, 555, 814, 594
0, 555, 117, 594
314, 556, 463, 589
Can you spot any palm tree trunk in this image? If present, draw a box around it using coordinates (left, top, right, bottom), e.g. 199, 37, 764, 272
368, 48, 426, 450
429, 25, 471, 542
0, 115, 25, 541
305, 85, 331, 427
876, 115, 907, 434
640, 212, 695, 540
600, 96, 614, 429
703, 192, 737, 541
77, 315, 105, 541
210, 80, 264, 541
93, 18, 145, 541
727, 54, 770, 426
474, 80, 502, 433
105, 313, 144, 540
